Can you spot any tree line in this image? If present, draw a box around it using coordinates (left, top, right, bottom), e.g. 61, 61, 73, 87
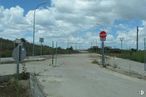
88, 46, 145, 63
0, 38, 79, 57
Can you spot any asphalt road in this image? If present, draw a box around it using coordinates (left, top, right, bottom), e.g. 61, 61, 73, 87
37, 54, 146, 97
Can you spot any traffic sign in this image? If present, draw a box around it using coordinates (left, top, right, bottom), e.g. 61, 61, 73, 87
15, 39, 22, 44
100, 31, 107, 41
39, 38, 44, 43
12, 45, 26, 62
99, 31, 107, 67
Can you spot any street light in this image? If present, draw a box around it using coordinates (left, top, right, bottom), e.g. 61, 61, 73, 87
120, 37, 124, 50
136, 26, 139, 51
136, 26, 144, 51
32, 2, 48, 56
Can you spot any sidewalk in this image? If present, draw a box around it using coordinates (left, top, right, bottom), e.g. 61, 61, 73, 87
0, 56, 46, 64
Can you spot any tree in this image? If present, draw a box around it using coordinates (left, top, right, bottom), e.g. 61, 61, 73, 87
21, 38, 27, 43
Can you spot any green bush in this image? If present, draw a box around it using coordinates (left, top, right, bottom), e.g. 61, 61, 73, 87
117, 51, 144, 63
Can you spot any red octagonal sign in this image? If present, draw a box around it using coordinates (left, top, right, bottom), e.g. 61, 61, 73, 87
100, 31, 107, 38
99, 31, 107, 41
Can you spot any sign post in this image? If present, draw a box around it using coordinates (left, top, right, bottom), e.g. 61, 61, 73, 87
12, 39, 26, 97
52, 41, 54, 65
12, 39, 26, 78
55, 41, 58, 65
39, 38, 44, 56
99, 31, 107, 67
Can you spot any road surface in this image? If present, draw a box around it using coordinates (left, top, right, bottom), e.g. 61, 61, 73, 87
36, 54, 146, 97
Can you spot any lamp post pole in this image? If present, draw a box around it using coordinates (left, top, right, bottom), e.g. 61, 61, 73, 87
32, 10, 36, 56
32, 2, 47, 56
136, 26, 139, 51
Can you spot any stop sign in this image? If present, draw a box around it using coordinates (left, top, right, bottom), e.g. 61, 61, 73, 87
99, 31, 107, 41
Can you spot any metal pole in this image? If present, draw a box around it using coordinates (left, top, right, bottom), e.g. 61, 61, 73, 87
52, 41, 54, 65
32, 2, 48, 56
55, 42, 58, 65
41, 42, 43, 56
102, 41, 105, 67
96, 40, 98, 53
16, 45, 20, 79
120, 38, 124, 50
121, 40, 122, 49
17, 45, 21, 78
32, 10, 36, 56
16, 44, 22, 97
129, 63, 131, 75
136, 26, 139, 51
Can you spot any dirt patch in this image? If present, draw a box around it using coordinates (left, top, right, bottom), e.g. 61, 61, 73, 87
0, 73, 30, 97
0, 79, 30, 97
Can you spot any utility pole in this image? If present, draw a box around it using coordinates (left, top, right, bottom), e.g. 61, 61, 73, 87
52, 41, 54, 65
136, 26, 139, 51
96, 40, 98, 53
32, 9, 36, 56
32, 2, 48, 56
55, 42, 58, 65
120, 37, 124, 50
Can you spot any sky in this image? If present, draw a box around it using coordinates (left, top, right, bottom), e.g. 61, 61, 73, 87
0, 0, 146, 49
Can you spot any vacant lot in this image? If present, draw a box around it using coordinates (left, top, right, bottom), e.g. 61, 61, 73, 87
0, 74, 30, 97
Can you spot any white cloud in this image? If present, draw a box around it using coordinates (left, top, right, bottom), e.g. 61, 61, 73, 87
143, 21, 146, 36
114, 0, 146, 20
0, 6, 31, 40
0, 0, 146, 49
115, 25, 145, 49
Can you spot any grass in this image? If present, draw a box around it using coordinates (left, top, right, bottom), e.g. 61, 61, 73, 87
92, 59, 101, 65
111, 51, 145, 63
92, 60, 98, 64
